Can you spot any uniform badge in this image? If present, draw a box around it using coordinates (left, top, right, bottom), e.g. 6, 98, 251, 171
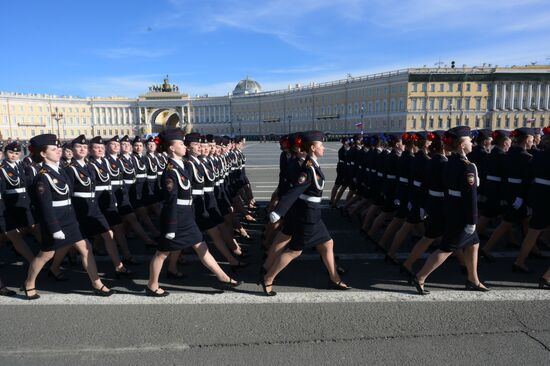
466, 173, 475, 186
53, 179, 58, 184
297, 172, 308, 184
7, 172, 13, 177
111, 164, 117, 168
80, 173, 85, 178
165, 177, 175, 192
36, 181, 46, 194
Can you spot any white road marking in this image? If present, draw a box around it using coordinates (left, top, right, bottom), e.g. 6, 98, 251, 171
1, 289, 548, 306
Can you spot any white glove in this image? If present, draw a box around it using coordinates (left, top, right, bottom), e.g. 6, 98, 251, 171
53, 230, 65, 240
512, 197, 523, 210
269, 212, 281, 224
407, 202, 412, 211
165, 233, 175, 240
419, 208, 426, 219
393, 199, 400, 206
464, 225, 476, 235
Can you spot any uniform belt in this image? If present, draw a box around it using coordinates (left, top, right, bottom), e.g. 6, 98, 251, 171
146, 175, 157, 180
157, 172, 163, 176
52, 199, 71, 207
176, 199, 193, 206
428, 190, 444, 197
111, 180, 123, 186
448, 189, 462, 197
371, 169, 377, 173
507, 178, 522, 184
218, 179, 224, 184
5, 187, 26, 194
123, 179, 135, 184
299, 194, 322, 203
95, 185, 111, 191
386, 174, 396, 179
398, 177, 408, 183
135, 173, 147, 179
350, 162, 355, 165
215, 182, 220, 186
242, 164, 246, 167
339, 160, 344, 163
413, 180, 422, 187
191, 189, 204, 195
377, 173, 383, 177
486, 175, 502, 182
203, 187, 215, 192
358, 165, 363, 169
366, 168, 371, 172
534, 177, 550, 186
73, 192, 95, 198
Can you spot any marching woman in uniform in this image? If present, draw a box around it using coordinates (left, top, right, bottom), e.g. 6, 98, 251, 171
0, 177, 16, 296
48, 135, 132, 279
330, 137, 350, 209
185, 133, 247, 270
126, 136, 160, 239
514, 127, 550, 278
60, 143, 73, 167
22, 134, 113, 299
110, 136, 157, 250
0, 141, 37, 264
147, 129, 241, 297
401, 131, 447, 276
481, 128, 535, 264
144, 136, 161, 216
263, 131, 350, 296
412, 126, 489, 295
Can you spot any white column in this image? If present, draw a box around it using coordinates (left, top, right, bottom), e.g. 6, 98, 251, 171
545, 84, 550, 110
501, 83, 507, 110
536, 83, 542, 109
510, 83, 515, 110
528, 83, 533, 108
519, 83, 524, 110
493, 83, 498, 110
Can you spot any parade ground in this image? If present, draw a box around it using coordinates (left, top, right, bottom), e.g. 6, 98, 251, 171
0, 141, 549, 365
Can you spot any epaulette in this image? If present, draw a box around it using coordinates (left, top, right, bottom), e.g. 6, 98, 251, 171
167, 163, 174, 170
39, 168, 48, 175
463, 160, 471, 165
305, 160, 313, 168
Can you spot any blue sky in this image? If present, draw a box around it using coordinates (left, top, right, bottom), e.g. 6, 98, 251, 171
1, 0, 549, 97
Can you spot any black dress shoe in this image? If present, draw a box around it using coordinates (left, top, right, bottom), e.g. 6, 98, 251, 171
512, 263, 532, 274
122, 257, 141, 266
21, 285, 40, 300
48, 270, 69, 282
465, 280, 490, 292
538, 277, 550, 289
166, 270, 186, 279
479, 249, 496, 262
412, 277, 430, 295
328, 280, 351, 290
261, 279, 277, 296
115, 268, 134, 279
218, 278, 242, 289
0, 286, 16, 297
93, 285, 114, 297
145, 287, 169, 297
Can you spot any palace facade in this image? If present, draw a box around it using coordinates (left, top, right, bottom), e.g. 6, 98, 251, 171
1, 66, 549, 140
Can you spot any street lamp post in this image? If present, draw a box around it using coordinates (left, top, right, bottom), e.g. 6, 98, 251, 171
287, 115, 292, 134
51, 107, 64, 140
360, 106, 364, 135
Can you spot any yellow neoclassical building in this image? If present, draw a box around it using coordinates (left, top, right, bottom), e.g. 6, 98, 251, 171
1, 66, 549, 140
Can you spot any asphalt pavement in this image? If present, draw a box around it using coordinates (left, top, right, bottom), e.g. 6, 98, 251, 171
0, 141, 549, 365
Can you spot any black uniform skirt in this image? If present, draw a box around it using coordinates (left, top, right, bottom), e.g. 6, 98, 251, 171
4, 200, 35, 231
193, 197, 217, 231
281, 204, 297, 236
334, 164, 346, 186
287, 200, 331, 251
439, 227, 479, 252
113, 186, 133, 216
129, 181, 145, 208
423, 197, 445, 239
72, 198, 110, 238
40, 206, 84, 251
158, 206, 203, 251
204, 192, 224, 226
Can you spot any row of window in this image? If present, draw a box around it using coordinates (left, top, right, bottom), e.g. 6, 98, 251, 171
411, 97, 485, 111
411, 82, 485, 93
